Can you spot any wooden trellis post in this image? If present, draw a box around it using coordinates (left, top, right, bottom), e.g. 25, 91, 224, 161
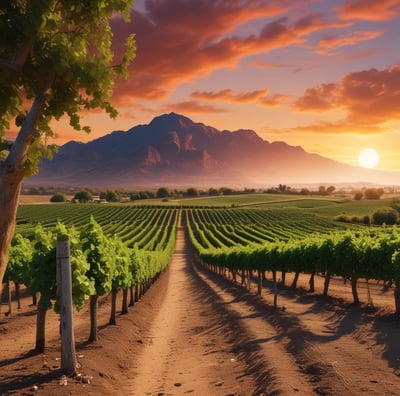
57, 237, 78, 376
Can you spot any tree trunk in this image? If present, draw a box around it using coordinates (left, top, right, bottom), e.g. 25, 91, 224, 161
0, 175, 23, 289
35, 299, 47, 353
272, 270, 278, 308
129, 286, 135, 307
308, 272, 315, 293
366, 279, 373, 306
121, 288, 128, 314
15, 282, 21, 309
291, 271, 300, 289
323, 273, 331, 297
0, 89, 48, 289
257, 270, 262, 296
6, 281, 12, 315
109, 289, 117, 325
32, 292, 37, 306
351, 273, 360, 305
241, 270, 246, 286
88, 295, 99, 342
394, 282, 400, 315
281, 271, 286, 287
135, 285, 140, 302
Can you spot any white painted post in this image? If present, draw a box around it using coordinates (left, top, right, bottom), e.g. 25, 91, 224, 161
57, 238, 78, 375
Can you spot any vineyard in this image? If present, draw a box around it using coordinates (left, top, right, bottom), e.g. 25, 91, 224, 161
3, 196, 400, 394
11, 198, 400, 318
5, 204, 178, 352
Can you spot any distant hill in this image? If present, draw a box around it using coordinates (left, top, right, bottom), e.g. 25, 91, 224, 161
27, 112, 399, 188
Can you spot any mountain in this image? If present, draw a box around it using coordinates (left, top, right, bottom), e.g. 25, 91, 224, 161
27, 112, 400, 188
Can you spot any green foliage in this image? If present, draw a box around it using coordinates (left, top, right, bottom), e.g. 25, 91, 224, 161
0, 0, 136, 175
101, 190, 120, 202
5, 233, 33, 285
111, 236, 131, 290
74, 189, 93, 203
185, 188, 199, 197
55, 222, 94, 311
157, 187, 171, 198
353, 191, 363, 200
372, 207, 399, 226
29, 224, 56, 310
364, 188, 384, 200
50, 193, 66, 202
81, 216, 115, 296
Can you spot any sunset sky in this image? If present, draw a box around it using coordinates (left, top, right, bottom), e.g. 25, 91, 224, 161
53, 0, 400, 172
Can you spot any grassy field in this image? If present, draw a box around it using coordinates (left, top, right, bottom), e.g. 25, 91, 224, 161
19, 194, 75, 204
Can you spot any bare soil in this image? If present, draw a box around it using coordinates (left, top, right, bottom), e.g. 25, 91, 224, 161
1, 224, 400, 395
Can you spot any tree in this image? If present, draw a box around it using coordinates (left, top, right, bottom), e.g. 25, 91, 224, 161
50, 193, 66, 203
326, 185, 335, 194
372, 207, 398, 225
364, 188, 383, 200
157, 187, 170, 198
353, 191, 363, 200
0, 1, 136, 291
208, 188, 219, 196
104, 190, 120, 202
185, 187, 199, 197
74, 190, 93, 203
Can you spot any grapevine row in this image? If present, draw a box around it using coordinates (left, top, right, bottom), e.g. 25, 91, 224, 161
186, 208, 400, 313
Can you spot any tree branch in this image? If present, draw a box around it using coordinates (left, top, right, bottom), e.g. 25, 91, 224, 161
0, 37, 35, 73
5, 73, 54, 175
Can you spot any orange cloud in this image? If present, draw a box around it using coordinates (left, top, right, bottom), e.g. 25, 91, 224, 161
191, 88, 287, 108
339, 0, 400, 21
258, 94, 288, 108
294, 12, 351, 35
340, 65, 400, 123
249, 59, 290, 69
292, 64, 400, 132
292, 84, 337, 112
286, 120, 385, 135
191, 89, 269, 103
161, 101, 227, 114
109, 2, 317, 103
109, 1, 396, 115
314, 30, 383, 55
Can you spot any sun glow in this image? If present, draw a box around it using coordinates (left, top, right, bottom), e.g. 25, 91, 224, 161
358, 148, 379, 169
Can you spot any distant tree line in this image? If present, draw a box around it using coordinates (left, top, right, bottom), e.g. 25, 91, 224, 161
265, 184, 336, 195
33, 183, 395, 204
352, 187, 384, 201
47, 186, 259, 203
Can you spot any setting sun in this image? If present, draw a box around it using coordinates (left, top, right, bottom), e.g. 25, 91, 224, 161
358, 148, 379, 169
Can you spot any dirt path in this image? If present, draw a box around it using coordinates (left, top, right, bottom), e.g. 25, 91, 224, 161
2, 218, 400, 395
128, 220, 400, 395
128, 224, 256, 395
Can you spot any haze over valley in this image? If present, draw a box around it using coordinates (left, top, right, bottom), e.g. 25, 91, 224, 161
27, 113, 400, 190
